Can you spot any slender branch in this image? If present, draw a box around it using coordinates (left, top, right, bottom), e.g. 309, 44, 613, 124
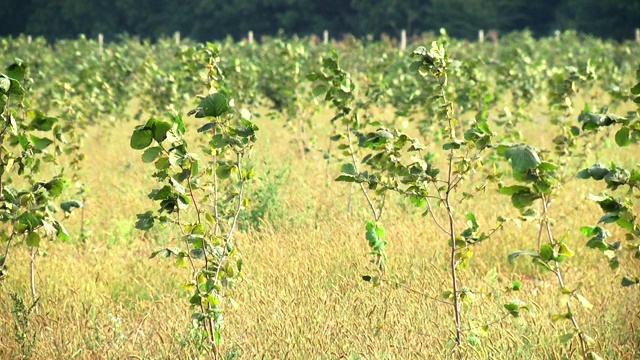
212, 127, 220, 237
426, 198, 451, 236
376, 193, 387, 221
541, 194, 589, 359
380, 277, 453, 305
29, 245, 37, 300
346, 124, 379, 221
462, 313, 510, 332
226, 151, 246, 240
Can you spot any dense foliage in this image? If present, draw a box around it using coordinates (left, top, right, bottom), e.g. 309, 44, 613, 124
2, 0, 640, 41
0, 29, 638, 358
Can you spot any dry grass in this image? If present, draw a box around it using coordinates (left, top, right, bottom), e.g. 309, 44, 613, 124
0, 106, 639, 360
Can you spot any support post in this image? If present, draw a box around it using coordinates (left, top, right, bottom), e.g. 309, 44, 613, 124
400, 29, 407, 51
98, 33, 104, 54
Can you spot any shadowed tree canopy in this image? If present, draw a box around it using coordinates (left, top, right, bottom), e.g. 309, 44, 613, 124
1, 0, 638, 41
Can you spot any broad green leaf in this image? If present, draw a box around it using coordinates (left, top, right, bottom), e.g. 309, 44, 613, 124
30, 135, 53, 151
25, 232, 40, 247
45, 177, 66, 198
150, 119, 172, 142
194, 93, 229, 118
131, 127, 153, 150
503, 145, 541, 172
340, 163, 357, 175
614, 127, 631, 147
538, 161, 559, 172
511, 190, 540, 209
216, 164, 233, 179
539, 244, 554, 262
54, 222, 70, 241
499, 185, 530, 196
5, 59, 27, 81
142, 147, 163, 163
559, 332, 575, 344
135, 211, 155, 231
313, 84, 328, 97
621, 276, 638, 287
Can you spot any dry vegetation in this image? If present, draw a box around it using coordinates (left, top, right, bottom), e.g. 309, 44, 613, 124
0, 99, 638, 360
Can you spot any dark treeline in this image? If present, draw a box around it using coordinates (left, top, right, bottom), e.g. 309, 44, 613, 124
1, 0, 639, 42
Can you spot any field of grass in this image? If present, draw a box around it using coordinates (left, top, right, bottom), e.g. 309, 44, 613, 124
0, 96, 638, 360
1, 29, 640, 360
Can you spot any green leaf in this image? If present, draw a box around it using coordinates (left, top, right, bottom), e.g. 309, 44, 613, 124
510, 280, 522, 291
466, 212, 478, 231
312, 84, 328, 97
511, 190, 540, 209
539, 244, 554, 262
131, 127, 153, 150
45, 177, 66, 198
30, 135, 53, 151
340, 163, 357, 175
621, 277, 638, 287
503, 145, 541, 172
216, 164, 233, 179
54, 222, 70, 241
335, 174, 356, 182
150, 247, 183, 259
142, 147, 163, 163
499, 185, 530, 196
5, 59, 27, 81
25, 232, 40, 247
135, 211, 155, 231
538, 161, 559, 172
443, 140, 464, 150
559, 332, 576, 344
614, 127, 631, 147
29, 113, 57, 131
150, 119, 172, 142
508, 250, 538, 264
194, 93, 229, 118
61, 200, 83, 213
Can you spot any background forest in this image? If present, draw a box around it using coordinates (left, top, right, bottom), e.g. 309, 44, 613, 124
2, 0, 640, 41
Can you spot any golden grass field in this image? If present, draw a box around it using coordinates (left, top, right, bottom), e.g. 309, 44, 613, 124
0, 100, 639, 360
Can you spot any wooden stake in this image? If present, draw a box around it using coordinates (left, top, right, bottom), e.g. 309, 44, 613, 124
174, 31, 181, 45
248, 31, 254, 44
323, 30, 329, 45
27, 35, 32, 44
400, 29, 407, 51
98, 33, 104, 54
478, 29, 485, 43
636, 28, 640, 43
